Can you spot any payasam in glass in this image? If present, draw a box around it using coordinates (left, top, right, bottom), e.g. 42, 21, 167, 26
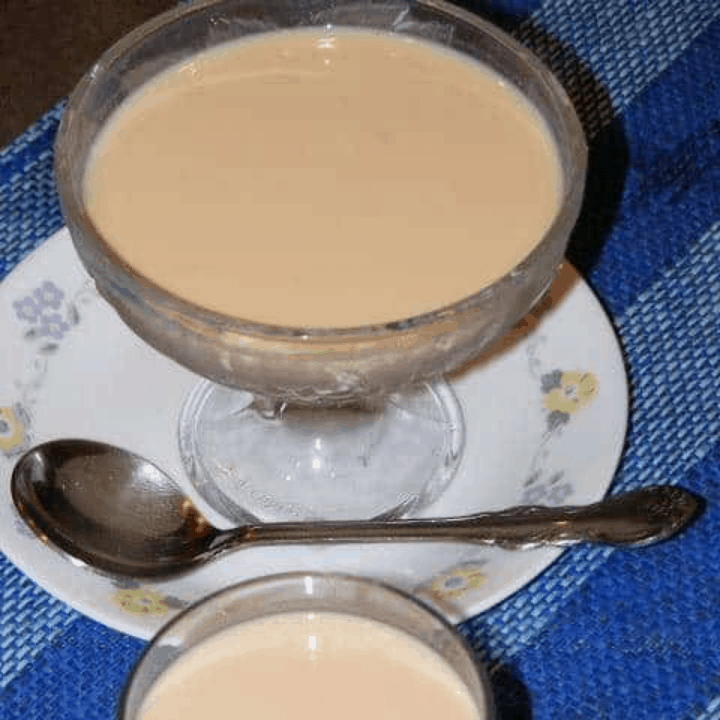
120, 573, 493, 719
54, 0, 586, 524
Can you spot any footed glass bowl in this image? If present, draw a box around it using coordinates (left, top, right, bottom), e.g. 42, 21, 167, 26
54, 0, 586, 522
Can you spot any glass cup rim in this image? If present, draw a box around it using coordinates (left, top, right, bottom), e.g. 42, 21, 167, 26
120, 571, 494, 719
55, 0, 587, 341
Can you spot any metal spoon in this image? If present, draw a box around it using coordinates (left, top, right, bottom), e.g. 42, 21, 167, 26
11, 439, 701, 579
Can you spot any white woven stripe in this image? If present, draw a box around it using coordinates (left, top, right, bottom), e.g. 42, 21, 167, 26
696, 694, 720, 720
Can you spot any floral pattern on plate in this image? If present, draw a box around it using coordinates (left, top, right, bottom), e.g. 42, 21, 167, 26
112, 584, 187, 617
515, 368, 600, 506
4, 278, 98, 459
0, 405, 27, 456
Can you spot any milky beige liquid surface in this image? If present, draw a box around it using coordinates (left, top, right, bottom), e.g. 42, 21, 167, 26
85, 29, 560, 328
138, 612, 483, 720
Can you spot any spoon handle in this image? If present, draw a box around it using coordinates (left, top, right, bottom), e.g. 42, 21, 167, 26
216, 486, 699, 553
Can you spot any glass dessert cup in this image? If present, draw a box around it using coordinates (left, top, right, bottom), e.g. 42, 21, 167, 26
120, 572, 494, 720
54, 0, 587, 523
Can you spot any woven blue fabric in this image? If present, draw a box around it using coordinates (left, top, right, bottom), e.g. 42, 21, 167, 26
0, 556, 78, 690
0, 102, 66, 283
2, 1, 720, 718
460, 216, 720, 666
1, 618, 144, 719
463, 446, 720, 719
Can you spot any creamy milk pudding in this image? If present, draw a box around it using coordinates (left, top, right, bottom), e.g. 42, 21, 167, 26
138, 611, 484, 720
84, 29, 560, 329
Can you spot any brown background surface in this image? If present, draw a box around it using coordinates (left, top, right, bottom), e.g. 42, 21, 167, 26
0, 0, 176, 148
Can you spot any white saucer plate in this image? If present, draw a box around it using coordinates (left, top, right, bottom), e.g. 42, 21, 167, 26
0, 230, 628, 639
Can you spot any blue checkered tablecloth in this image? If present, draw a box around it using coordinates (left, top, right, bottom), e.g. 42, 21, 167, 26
2, 0, 720, 717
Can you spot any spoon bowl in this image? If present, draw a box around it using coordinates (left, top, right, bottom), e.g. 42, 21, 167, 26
11, 439, 702, 579
11, 439, 217, 576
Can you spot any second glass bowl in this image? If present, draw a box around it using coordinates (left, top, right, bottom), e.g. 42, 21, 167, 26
120, 572, 494, 720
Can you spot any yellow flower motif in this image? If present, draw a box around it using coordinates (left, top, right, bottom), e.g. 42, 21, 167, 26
113, 588, 169, 616
0, 406, 25, 454
544, 371, 598, 415
431, 567, 486, 599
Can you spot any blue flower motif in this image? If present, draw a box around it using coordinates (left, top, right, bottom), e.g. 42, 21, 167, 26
37, 313, 71, 340
547, 482, 573, 506
33, 281, 65, 310
13, 296, 41, 323
521, 484, 547, 505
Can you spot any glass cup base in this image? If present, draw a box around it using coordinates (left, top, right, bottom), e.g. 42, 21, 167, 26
178, 380, 465, 523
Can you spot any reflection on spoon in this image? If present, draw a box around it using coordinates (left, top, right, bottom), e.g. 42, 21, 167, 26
11, 439, 701, 579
